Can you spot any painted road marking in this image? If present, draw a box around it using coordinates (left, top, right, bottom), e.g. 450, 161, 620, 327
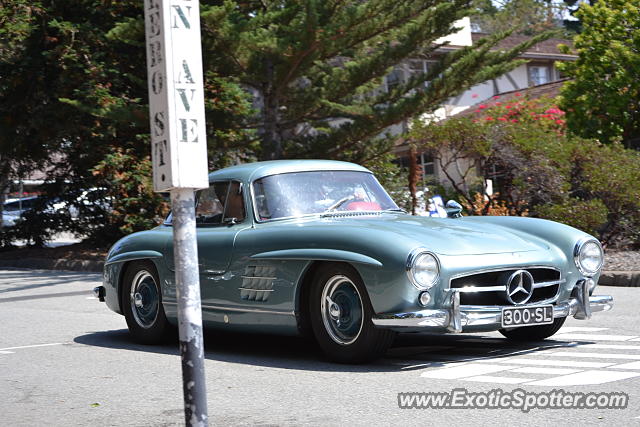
482, 358, 614, 368
466, 375, 535, 384
395, 361, 463, 370
0, 351, 14, 354
416, 329, 640, 386
421, 363, 519, 380
526, 370, 640, 386
509, 367, 582, 375
552, 333, 639, 341
0, 343, 63, 352
582, 343, 640, 351
611, 361, 640, 370
549, 351, 640, 360
556, 327, 609, 333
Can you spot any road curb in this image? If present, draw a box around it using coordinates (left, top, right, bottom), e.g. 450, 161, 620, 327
599, 271, 640, 288
0, 258, 104, 273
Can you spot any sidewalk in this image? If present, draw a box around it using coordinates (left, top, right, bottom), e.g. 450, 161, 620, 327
599, 271, 640, 287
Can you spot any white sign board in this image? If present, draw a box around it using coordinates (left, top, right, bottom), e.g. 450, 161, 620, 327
144, 0, 209, 192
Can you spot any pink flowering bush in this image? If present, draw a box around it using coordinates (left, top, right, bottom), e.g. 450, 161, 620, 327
409, 95, 640, 247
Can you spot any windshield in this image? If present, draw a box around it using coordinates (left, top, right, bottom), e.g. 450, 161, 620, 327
252, 170, 399, 221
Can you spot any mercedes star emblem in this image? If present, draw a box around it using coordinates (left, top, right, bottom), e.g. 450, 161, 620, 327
505, 269, 534, 305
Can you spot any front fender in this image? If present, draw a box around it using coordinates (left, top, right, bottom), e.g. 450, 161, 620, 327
105, 250, 163, 266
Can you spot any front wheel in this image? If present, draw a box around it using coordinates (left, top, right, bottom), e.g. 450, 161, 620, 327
309, 263, 395, 364
122, 260, 170, 344
499, 316, 566, 341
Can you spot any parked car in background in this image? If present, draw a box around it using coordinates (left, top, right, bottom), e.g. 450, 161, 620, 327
2, 196, 46, 227
1, 188, 111, 228
2, 210, 20, 227
95, 160, 613, 363
3, 196, 41, 213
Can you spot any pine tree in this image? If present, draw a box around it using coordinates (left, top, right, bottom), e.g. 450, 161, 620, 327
203, 0, 553, 162
0, 1, 75, 233
1, 0, 554, 244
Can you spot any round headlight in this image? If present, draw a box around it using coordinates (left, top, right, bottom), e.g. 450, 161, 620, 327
407, 251, 440, 289
574, 238, 603, 276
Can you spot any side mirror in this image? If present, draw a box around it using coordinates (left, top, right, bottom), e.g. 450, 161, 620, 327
445, 200, 463, 218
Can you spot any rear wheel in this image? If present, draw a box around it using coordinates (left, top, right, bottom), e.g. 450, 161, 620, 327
499, 316, 566, 341
309, 263, 395, 363
122, 260, 170, 344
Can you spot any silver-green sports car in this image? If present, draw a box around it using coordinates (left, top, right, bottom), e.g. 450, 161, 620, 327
95, 160, 613, 363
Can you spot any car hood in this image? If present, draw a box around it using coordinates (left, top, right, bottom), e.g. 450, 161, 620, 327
313, 214, 549, 255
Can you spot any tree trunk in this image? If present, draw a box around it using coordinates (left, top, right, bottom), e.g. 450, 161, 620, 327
260, 57, 283, 160
408, 145, 421, 216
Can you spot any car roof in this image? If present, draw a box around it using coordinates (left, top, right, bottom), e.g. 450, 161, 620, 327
3, 196, 40, 205
207, 159, 371, 182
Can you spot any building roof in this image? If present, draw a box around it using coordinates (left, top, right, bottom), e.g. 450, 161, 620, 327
438, 33, 576, 61
472, 33, 573, 55
452, 78, 569, 119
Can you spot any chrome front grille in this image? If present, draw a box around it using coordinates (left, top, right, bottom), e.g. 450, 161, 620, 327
450, 267, 563, 306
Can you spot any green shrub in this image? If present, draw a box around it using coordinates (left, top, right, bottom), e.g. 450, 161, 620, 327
410, 95, 640, 246
88, 148, 169, 245
536, 198, 609, 238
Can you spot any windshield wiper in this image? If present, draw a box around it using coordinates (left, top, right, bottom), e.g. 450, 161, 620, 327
324, 196, 354, 212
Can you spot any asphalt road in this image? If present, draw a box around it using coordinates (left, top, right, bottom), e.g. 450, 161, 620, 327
1, 269, 639, 426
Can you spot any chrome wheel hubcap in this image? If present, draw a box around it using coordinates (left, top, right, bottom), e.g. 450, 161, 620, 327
134, 293, 144, 308
320, 275, 364, 345
130, 270, 159, 329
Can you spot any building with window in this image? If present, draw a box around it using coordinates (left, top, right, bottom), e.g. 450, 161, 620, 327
391, 19, 576, 187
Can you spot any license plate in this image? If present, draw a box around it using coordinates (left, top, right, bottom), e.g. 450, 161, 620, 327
501, 305, 553, 328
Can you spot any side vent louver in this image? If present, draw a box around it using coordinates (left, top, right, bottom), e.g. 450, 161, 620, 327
239, 265, 276, 302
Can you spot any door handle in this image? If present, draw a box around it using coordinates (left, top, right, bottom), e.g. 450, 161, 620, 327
201, 269, 225, 275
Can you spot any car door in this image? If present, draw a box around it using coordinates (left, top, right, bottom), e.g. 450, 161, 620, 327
196, 181, 252, 309
164, 181, 249, 307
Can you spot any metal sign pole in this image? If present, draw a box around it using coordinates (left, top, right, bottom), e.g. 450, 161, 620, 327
171, 188, 208, 425
144, 0, 210, 425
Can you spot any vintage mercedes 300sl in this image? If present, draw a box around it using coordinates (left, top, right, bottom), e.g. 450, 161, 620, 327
95, 160, 613, 363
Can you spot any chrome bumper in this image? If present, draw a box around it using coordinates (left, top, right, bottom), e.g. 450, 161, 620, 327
372, 280, 613, 332
93, 286, 105, 302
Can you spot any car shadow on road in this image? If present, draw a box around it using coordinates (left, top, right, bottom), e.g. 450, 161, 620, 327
74, 328, 589, 373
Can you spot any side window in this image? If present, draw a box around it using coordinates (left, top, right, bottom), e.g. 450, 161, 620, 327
194, 181, 245, 225
223, 181, 245, 223
195, 182, 228, 225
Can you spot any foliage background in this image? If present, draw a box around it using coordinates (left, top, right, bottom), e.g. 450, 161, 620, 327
558, 0, 640, 149
1, 0, 554, 247
410, 95, 640, 247
2, 0, 639, 250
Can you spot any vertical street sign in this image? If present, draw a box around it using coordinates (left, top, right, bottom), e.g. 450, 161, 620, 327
145, 0, 209, 190
144, 1, 209, 426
